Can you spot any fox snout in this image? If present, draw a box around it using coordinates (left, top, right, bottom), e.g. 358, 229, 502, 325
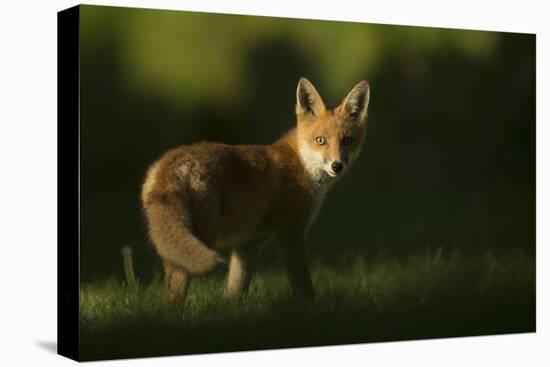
331, 161, 344, 173
326, 160, 345, 177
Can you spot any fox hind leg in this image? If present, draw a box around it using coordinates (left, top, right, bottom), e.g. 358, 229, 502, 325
164, 261, 191, 304
225, 242, 263, 300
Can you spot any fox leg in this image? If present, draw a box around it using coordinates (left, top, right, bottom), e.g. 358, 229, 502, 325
279, 233, 314, 300
225, 242, 262, 300
164, 261, 191, 304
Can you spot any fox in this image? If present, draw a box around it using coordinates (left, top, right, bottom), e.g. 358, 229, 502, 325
141, 78, 370, 303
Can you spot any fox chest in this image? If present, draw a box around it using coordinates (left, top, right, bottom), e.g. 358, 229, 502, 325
306, 187, 329, 229
277, 181, 330, 233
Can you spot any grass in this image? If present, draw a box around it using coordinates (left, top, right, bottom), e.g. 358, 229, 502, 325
80, 248, 535, 361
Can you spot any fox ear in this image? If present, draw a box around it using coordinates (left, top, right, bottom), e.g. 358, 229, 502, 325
342, 80, 370, 125
296, 77, 325, 117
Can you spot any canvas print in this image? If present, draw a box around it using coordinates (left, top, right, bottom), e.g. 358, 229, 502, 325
58, 4, 535, 362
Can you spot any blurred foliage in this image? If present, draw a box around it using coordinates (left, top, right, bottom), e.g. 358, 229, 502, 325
80, 6, 498, 110
78, 5, 534, 281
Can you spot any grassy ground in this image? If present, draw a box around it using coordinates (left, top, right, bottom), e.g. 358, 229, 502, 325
80, 249, 535, 361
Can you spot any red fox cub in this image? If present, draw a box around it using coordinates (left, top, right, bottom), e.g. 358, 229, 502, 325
141, 78, 370, 302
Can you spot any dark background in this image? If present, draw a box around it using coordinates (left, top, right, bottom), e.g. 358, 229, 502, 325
79, 5, 535, 282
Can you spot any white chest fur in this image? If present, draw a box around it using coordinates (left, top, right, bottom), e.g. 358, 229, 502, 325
298, 143, 326, 185
298, 143, 333, 228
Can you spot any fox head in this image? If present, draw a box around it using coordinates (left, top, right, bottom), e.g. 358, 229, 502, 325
295, 77, 370, 183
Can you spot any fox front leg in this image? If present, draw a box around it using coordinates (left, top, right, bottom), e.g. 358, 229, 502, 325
279, 233, 315, 300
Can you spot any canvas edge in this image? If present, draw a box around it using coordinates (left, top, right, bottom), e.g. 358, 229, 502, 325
57, 4, 81, 362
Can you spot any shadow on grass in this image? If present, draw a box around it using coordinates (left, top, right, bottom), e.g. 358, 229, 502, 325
79, 249, 535, 361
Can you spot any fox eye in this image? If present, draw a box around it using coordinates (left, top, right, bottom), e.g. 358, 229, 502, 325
343, 136, 353, 145
315, 136, 326, 145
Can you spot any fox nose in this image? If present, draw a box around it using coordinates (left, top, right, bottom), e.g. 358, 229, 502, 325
331, 161, 343, 173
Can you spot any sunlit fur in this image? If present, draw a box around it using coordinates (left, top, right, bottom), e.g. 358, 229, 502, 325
141, 78, 370, 303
